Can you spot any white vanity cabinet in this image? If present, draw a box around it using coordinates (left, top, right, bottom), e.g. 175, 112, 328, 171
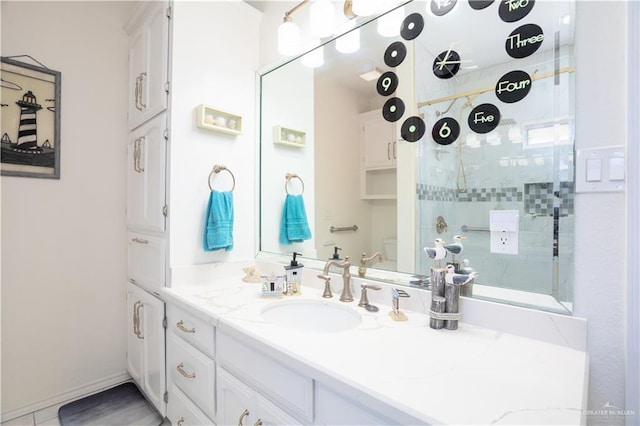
126, 0, 169, 131
165, 304, 216, 425
217, 366, 300, 426
126, 113, 167, 233
126, 282, 167, 416
360, 110, 398, 199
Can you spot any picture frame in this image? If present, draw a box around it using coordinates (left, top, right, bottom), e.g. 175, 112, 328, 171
1, 57, 61, 179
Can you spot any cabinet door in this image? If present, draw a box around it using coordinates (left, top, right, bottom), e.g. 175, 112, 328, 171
217, 367, 255, 426
126, 114, 167, 233
217, 367, 299, 426
140, 288, 167, 416
361, 110, 396, 169
126, 286, 144, 386
128, 1, 169, 130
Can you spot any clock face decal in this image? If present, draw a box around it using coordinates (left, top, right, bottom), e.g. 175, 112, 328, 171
468, 103, 501, 133
469, 0, 495, 10
432, 117, 460, 145
431, 0, 457, 16
400, 13, 424, 40
433, 50, 462, 79
382, 97, 406, 122
495, 70, 532, 103
384, 41, 407, 67
505, 24, 544, 59
401, 116, 426, 143
498, 0, 535, 23
377, 71, 398, 97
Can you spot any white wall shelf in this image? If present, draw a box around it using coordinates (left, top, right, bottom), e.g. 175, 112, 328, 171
196, 104, 242, 136
273, 125, 306, 147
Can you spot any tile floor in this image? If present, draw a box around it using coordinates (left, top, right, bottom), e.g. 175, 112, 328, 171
1, 402, 62, 426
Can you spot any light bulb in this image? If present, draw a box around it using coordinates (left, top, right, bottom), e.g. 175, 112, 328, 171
278, 17, 301, 56
302, 39, 324, 68
335, 20, 360, 53
352, 0, 382, 16
310, 0, 336, 38
377, 6, 404, 37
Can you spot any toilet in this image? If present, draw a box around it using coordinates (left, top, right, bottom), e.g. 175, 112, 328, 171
383, 238, 397, 261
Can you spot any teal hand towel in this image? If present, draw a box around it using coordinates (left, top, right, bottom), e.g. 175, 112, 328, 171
203, 190, 234, 252
279, 194, 312, 245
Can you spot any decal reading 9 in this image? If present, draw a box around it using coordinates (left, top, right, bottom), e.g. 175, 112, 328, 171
377, 71, 399, 96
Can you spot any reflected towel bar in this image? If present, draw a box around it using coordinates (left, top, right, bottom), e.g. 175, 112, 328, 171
461, 225, 489, 232
330, 225, 358, 233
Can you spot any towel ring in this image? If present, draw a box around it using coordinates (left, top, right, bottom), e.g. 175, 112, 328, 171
285, 173, 304, 195
208, 165, 236, 191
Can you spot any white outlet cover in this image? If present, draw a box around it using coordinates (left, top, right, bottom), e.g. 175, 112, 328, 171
490, 230, 519, 255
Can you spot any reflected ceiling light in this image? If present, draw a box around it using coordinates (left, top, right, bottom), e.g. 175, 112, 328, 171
310, 0, 336, 38
351, 0, 383, 17
278, 14, 301, 56
359, 67, 382, 81
486, 133, 501, 145
377, 5, 404, 37
301, 39, 324, 68
335, 19, 360, 53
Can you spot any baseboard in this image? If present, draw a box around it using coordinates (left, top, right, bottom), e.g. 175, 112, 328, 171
1, 372, 132, 423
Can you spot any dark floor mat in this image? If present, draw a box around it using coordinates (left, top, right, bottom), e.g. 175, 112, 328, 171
58, 382, 162, 426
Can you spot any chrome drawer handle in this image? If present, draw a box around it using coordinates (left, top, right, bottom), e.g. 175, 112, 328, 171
176, 320, 195, 334
176, 363, 196, 379
131, 237, 149, 244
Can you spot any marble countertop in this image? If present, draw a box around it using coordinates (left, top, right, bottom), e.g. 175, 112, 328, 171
162, 269, 588, 425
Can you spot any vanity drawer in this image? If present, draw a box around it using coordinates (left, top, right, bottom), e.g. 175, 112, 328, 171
217, 330, 313, 422
167, 332, 216, 421
167, 304, 215, 358
167, 383, 214, 426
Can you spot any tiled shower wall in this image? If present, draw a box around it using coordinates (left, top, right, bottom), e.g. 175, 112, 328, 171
416, 182, 575, 299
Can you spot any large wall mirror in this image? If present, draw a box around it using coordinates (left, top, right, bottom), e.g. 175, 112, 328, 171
259, 0, 575, 314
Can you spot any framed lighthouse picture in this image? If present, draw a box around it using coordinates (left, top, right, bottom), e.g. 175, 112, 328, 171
1, 57, 61, 179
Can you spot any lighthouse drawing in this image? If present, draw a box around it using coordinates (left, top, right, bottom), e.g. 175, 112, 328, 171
1, 90, 56, 168
1, 57, 61, 178
16, 91, 42, 151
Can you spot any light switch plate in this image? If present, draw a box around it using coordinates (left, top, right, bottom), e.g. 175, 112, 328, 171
576, 146, 625, 193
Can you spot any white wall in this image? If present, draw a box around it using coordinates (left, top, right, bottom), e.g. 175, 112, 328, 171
1, 1, 134, 418
573, 2, 627, 420
168, 1, 261, 267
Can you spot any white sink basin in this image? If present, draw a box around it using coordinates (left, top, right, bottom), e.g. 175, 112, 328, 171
261, 299, 362, 333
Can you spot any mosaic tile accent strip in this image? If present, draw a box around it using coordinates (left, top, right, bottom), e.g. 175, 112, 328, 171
416, 181, 575, 216
524, 182, 574, 216
416, 184, 522, 202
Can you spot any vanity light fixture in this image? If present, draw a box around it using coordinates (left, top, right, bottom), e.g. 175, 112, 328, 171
277, 0, 402, 57
310, 0, 336, 38
278, 13, 302, 56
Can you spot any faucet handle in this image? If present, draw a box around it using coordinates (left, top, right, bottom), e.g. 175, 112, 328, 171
318, 274, 333, 298
358, 283, 381, 307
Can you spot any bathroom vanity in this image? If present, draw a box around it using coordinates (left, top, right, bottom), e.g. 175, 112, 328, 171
162, 262, 588, 425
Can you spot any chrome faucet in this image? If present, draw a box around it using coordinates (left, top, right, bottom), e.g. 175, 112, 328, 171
322, 256, 353, 302
358, 252, 383, 277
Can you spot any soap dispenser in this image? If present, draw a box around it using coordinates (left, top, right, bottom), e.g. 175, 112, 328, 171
330, 246, 342, 260
284, 252, 304, 296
